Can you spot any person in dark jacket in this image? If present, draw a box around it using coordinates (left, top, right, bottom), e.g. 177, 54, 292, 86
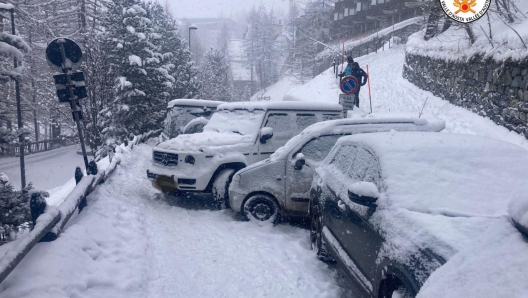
343, 56, 354, 76
349, 62, 368, 107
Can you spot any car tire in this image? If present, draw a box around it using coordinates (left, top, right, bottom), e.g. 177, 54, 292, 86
310, 205, 334, 262
243, 194, 280, 224
212, 169, 235, 210
389, 285, 414, 298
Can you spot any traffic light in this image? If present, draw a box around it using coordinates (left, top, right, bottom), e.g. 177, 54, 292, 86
54, 72, 87, 103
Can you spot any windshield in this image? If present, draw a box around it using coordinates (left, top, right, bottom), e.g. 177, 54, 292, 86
164, 106, 213, 138
204, 109, 265, 136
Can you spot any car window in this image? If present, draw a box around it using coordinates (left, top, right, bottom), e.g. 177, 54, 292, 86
329, 144, 355, 174
299, 135, 341, 163
348, 147, 382, 189
265, 113, 294, 140
323, 114, 341, 121
296, 114, 318, 133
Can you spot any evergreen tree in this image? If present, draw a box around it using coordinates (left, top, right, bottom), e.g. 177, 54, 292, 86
0, 173, 31, 235
288, 0, 332, 83
199, 48, 233, 102
98, 0, 162, 151
244, 5, 279, 91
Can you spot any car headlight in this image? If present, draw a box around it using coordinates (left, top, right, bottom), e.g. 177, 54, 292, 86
184, 155, 195, 165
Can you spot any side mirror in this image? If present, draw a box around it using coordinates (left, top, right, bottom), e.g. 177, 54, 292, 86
259, 127, 274, 144
348, 182, 379, 207
293, 153, 305, 170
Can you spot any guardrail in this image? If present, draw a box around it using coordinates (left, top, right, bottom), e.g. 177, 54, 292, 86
0, 129, 161, 285
0, 137, 78, 158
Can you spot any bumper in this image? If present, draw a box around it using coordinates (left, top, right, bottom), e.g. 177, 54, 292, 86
228, 188, 247, 213
147, 168, 202, 192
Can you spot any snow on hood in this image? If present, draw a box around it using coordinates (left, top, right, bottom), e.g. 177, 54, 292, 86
155, 132, 255, 154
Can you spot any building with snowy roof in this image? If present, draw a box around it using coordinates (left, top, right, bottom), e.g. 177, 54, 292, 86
331, 0, 425, 39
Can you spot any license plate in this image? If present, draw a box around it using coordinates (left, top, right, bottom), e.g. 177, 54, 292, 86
153, 175, 178, 193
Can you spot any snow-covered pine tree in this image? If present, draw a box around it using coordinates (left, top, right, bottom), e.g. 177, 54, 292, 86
146, 2, 199, 101
244, 5, 279, 91
288, 0, 332, 83
98, 0, 162, 152
199, 48, 233, 102
0, 5, 30, 148
0, 172, 31, 236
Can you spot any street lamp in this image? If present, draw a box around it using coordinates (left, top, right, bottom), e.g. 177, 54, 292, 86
188, 24, 198, 52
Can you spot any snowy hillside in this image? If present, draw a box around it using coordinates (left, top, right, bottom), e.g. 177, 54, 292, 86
281, 44, 528, 151
407, 1, 528, 61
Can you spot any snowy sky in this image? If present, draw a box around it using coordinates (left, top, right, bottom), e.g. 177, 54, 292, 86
165, 0, 293, 19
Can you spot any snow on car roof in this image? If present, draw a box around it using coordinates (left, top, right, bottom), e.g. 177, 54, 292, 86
167, 99, 225, 109
217, 101, 343, 112
337, 132, 528, 218
270, 114, 445, 160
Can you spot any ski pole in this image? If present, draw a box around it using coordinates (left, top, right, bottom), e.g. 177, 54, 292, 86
367, 65, 372, 114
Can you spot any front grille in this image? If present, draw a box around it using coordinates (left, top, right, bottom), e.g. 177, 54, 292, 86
153, 151, 178, 166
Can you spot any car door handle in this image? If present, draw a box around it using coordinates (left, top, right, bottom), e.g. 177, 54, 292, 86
337, 200, 347, 212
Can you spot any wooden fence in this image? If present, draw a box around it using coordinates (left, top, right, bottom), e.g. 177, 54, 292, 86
0, 137, 78, 158
0, 129, 161, 285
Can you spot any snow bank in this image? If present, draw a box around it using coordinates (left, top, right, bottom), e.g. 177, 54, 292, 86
406, 1, 528, 61
509, 195, 528, 233
0, 130, 160, 287
417, 218, 528, 298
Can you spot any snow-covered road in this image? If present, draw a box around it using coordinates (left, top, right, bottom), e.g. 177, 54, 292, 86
0, 143, 345, 298
0, 145, 85, 190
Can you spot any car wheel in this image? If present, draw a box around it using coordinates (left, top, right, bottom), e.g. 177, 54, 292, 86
212, 169, 235, 209
310, 205, 334, 262
243, 194, 280, 224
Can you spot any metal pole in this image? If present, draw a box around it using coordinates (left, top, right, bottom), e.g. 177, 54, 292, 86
11, 9, 26, 188
58, 40, 89, 172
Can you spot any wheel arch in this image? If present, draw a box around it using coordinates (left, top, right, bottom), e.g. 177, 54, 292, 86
205, 162, 246, 192
376, 261, 419, 298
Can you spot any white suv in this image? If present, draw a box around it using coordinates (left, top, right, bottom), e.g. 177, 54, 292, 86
147, 101, 343, 207
228, 114, 445, 223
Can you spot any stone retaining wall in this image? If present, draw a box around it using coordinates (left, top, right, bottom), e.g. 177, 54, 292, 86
403, 53, 528, 135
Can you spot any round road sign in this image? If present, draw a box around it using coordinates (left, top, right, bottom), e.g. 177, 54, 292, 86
46, 38, 83, 72
340, 76, 359, 95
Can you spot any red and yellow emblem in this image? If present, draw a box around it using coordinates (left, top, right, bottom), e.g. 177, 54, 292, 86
454, 0, 477, 14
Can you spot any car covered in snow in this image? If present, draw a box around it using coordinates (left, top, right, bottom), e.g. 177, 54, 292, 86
310, 132, 528, 298
147, 101, 343, 206
228, 114, 445, 223
159, 99, 225, 142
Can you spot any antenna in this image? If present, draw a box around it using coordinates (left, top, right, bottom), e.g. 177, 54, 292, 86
419, 97, 428, 118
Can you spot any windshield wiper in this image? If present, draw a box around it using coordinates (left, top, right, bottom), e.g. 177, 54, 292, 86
232, 130, 242, 135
